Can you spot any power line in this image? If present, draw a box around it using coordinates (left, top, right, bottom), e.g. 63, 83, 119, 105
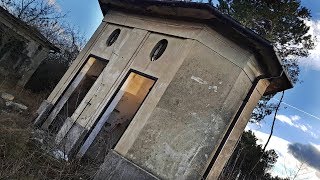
273, 98, 320, 121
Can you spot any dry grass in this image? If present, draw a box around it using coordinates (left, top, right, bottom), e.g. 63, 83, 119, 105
0, 82, 99, 180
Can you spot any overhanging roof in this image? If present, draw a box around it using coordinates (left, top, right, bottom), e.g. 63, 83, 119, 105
98, 0, 293, 95
0, 6, 59, 52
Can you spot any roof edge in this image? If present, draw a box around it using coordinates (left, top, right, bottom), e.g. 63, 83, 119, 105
0, 6, 59, 52
98, 0, 293, 94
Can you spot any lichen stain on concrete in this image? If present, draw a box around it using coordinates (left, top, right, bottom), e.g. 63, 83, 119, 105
163, 142, 198, 178
190, 112, 200, 120
210, 113, 225, 136
210, 113, 219, 122
191, 76, 208, 85
151, 112, 224, 179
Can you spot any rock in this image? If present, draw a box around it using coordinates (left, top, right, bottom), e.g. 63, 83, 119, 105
5, 101, 12, 106
14, 102, 28, 110
52, 149, 69, 161
1, 92, 14, 101
5, 101, 28, 110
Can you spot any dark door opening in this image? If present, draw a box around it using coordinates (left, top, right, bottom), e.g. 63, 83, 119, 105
42, 55, 108, 133
78, 71, 156, 162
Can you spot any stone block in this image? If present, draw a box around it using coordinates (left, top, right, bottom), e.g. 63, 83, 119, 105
94, 150, 159, 180
1, 92, 14, 101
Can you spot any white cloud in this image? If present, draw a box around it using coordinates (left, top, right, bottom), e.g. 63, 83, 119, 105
291, 115, 301, 121
276, 114, 318, 136
252, 130, 320, 180
298, 20, 320, 70
299, 124, 308, 132
311, 143, 320, 152
310, 131, 319, 139
307, 124, 313, 129
276, 114, 299, 126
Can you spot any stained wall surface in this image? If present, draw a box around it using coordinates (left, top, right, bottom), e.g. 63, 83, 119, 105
115, 41, 259, 179
36, 10, 268, 179
41, 12, 194, 158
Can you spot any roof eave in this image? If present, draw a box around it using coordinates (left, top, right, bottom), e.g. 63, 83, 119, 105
0, 7, 60, 52
98, 0, 293, 95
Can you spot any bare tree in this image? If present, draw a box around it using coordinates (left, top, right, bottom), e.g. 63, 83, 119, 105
0, 0, 86, 64
283, 160, 312, 180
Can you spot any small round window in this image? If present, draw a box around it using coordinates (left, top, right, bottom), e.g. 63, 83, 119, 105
106, 29, 121, 47
150, 39, 168, 61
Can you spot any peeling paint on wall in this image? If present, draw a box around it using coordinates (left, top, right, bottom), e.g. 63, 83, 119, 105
191, 76, 208, 85
191, 76, 219, 92
208, 85, 218, 92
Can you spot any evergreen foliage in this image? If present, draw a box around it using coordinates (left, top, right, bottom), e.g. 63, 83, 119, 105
216, 0, 314, 122
220, 131, 289, 180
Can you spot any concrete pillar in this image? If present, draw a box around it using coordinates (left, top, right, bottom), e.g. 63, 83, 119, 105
17, 48, 49, 87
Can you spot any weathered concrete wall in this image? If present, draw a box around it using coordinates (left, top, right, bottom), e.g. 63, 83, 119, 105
38, 11, 194, 158
17, 47, 50, 86
206, 79, 269, 180
114, 41, 255, 179
36, 10, 269, 179
0, 13, 51, 87
94, 150, 159, 180
46, 10, 205, 105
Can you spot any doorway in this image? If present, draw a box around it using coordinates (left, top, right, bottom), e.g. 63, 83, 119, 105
42, 55, 108, 133
78, 70, 156, 161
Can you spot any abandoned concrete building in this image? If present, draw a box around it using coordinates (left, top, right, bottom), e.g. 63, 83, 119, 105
0, 7, 58, 87
33, 0, 292, 179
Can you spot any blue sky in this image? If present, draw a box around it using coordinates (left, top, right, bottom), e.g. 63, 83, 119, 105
53, 0, 320, 179
247, 0, 320, 177
55, 0, 103, 39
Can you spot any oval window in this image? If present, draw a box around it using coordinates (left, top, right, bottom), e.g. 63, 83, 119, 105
106, 29, 121, 47
150, 39, 168, 61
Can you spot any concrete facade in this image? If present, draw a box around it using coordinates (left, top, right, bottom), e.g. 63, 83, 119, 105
0, 7, 58, 87
34, 1, 292, 179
